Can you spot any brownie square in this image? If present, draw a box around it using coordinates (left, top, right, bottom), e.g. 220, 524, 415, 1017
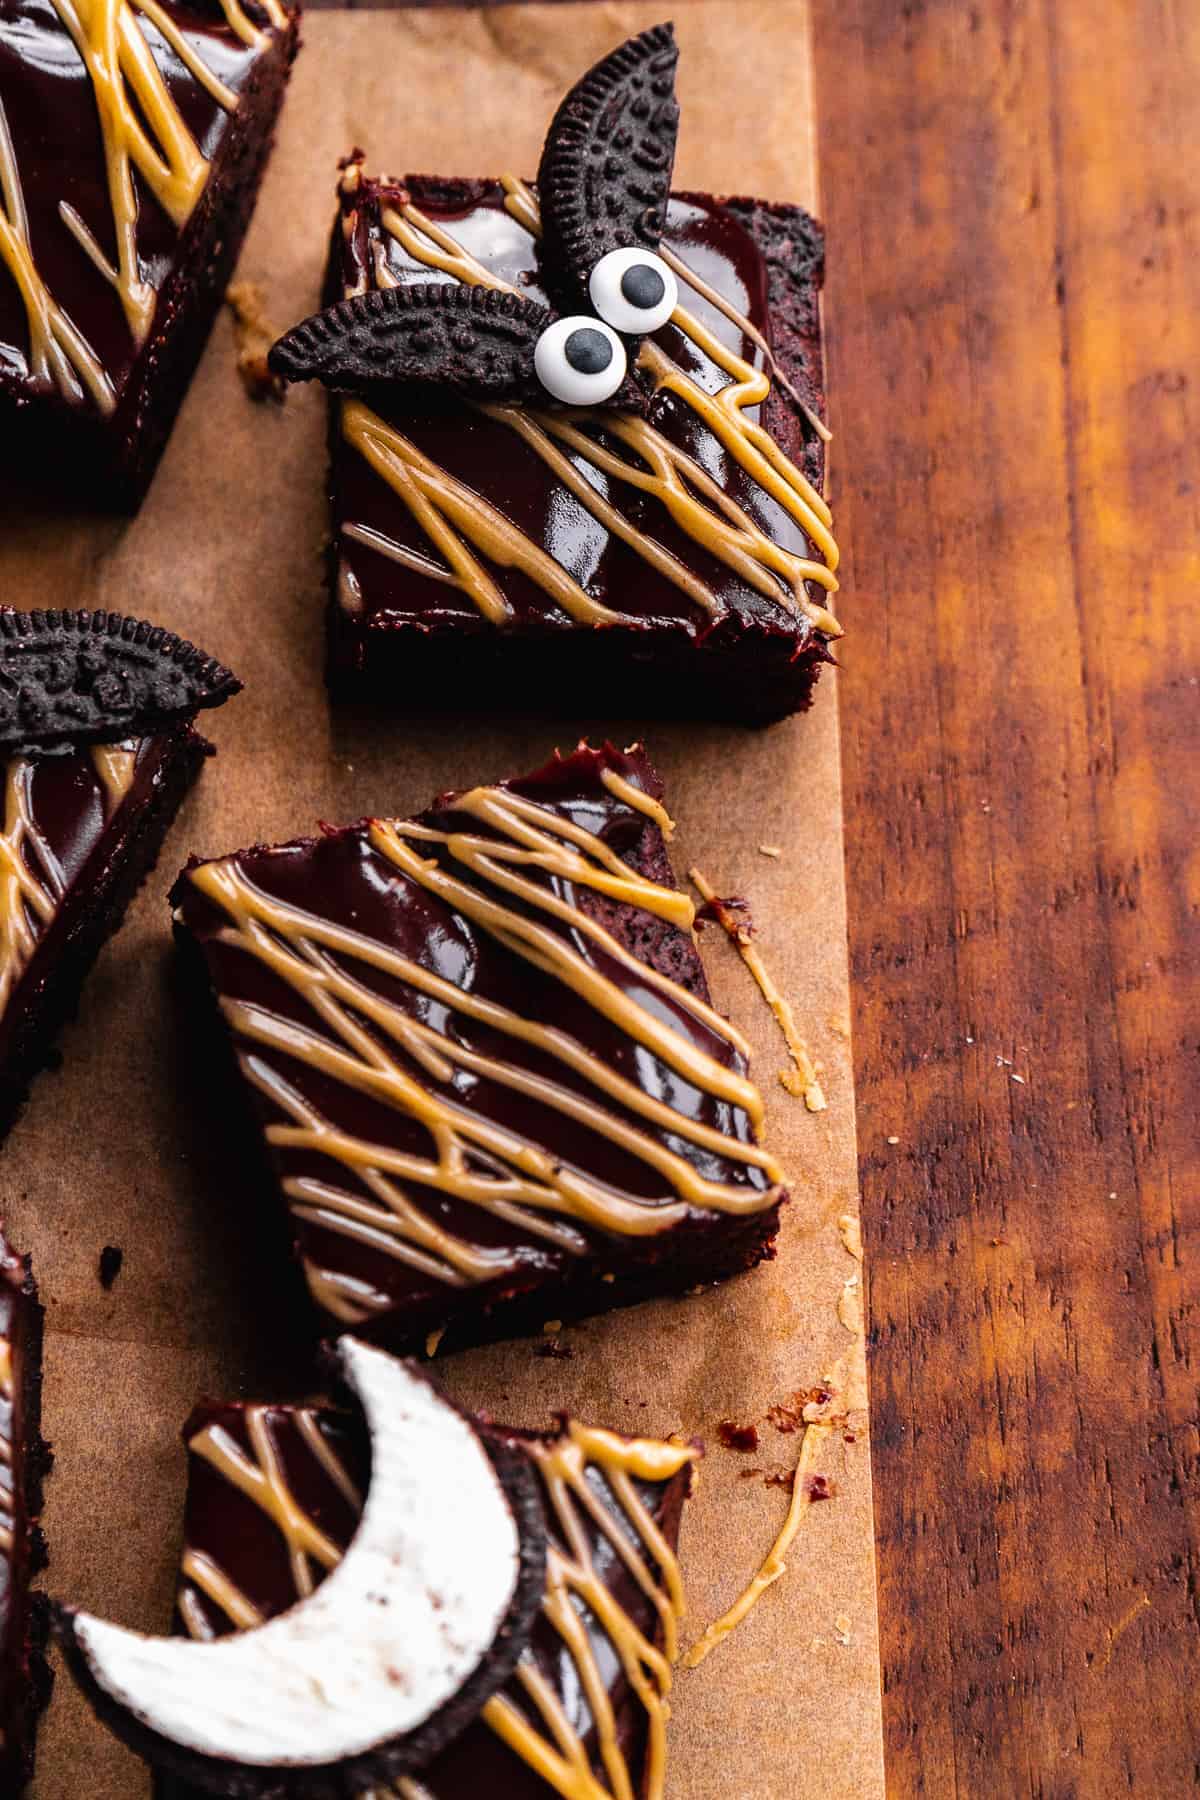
155, 1397, 694, 1800
171, 742, 785, 1352
0, 728, 211, 1140
0, 1228, 50, 1792
323, 159, 838, 725
0, 0, 300, 508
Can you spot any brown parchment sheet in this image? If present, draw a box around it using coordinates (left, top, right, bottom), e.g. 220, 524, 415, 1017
2, 3, 884, 1794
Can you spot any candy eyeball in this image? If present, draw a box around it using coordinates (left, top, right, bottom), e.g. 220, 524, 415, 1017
588, 248, 679, 335
533, 315, 627, 405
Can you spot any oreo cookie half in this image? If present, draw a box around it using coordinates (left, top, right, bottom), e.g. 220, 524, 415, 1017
536, 21, 680, 310
0, 611, 240, 759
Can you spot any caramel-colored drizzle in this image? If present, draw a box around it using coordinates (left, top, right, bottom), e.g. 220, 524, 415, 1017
185, 783, 780, 1320
340, 400, 628, 627
340, 176, 840, 636
0, 98, 115, 412
0, 762, 67, 1018
177, 1414, 695, 1800
598, 766, 675, 841
681, 1420, 832, 1670
689, 864, 827, 1112
179, 1406, 351, 1639
90, 741, 139, 814
1, 0, 284, 406
483, 1425, 695, 1800
0, 746, 137, 1019
655, 240, 832, 443
214, 0, 287, 50
49, 0, 214, 342
0, 1335, 13, 1559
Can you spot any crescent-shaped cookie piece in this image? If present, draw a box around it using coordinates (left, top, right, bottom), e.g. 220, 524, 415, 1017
536, 21, 680, 310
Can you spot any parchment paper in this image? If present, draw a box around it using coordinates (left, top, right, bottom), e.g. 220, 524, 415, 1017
3, 5, 884, 1794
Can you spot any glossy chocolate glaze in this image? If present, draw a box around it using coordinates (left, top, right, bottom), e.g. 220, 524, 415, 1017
0, 735, 180, 1072
331, 173, 827, 642
0, 0, 271, 406
172, 743, 781, 1348
0, 0, 270, 407
160, 1401, 690, 1800
0, 1228, 46, 1790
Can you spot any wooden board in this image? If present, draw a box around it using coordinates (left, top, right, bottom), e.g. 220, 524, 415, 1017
813, 0, 1200, 1791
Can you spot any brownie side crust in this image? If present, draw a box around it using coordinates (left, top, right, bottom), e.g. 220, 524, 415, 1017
153, 1401, 695, 1800
324, 172, 833, 726
0, 728, 209, 1142
170, 742, 784, 1354
0, 1230, 51, 1791
111, 12, 302, 505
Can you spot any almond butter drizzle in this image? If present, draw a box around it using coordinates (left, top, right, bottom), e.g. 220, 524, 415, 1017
0, 0, 285, 408
184, 784, 781, 1319
483, 1425, 695, 1800
597, 766, 676, 841
681, 1420, 832, 1671
0, 745, 138, 1018
177, 1411, 694, 1800
338, 170, 840, 637
215, 0, 287, 50
0, 98, 114, 411
689, 864, 827, 1112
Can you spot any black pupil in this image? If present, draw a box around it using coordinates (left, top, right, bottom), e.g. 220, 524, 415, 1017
564, 327, 614, 375
620, 263, 666, 310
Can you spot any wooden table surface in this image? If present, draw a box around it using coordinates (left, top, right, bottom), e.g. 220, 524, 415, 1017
815, 1, 1200, 1792
308, 1, 1200, 1791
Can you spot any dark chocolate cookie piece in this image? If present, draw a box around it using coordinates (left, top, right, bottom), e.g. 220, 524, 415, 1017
270, 283, 555, 402
0, 612, 240, 759
536, 21, 680, 309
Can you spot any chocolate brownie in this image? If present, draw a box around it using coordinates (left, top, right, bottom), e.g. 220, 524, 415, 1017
170, 741, 785, 1352
0, 608, 240, 1140
0, 1228, 50, 1792
272, 23, 840, 724
0, 0, 300, 508
154, 1397, 696, 1800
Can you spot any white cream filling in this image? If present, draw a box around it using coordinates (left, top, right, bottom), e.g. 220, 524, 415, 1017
73, 1340, 520, 1766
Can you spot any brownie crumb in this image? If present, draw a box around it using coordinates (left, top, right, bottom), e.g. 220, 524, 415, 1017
98, 1245, 124, 1289
717, 1419, 760, 1453
227, 281, 286, 403
534, 1338, 574, 1360
766, 1386, 832, 1434
694, 893, 755, 937
805, 1474, 835, 1502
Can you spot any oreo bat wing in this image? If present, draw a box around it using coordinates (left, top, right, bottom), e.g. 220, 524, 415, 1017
536, 22, 680, 311
269, 283, 556, 403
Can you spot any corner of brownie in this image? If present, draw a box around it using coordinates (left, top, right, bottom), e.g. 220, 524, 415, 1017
0, 0, 301, 507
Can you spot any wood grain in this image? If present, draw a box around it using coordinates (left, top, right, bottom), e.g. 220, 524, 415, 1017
814, 0, 1200, 1791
